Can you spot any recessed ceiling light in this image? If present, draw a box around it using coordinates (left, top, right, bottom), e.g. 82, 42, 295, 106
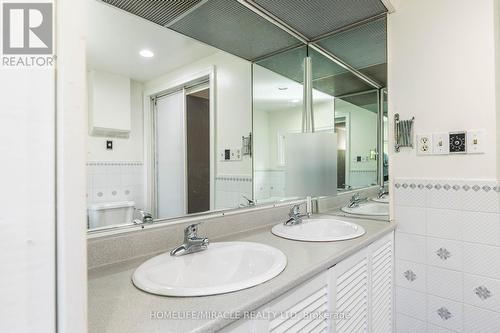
278, 87, 288, 91
139, 49, 154, 58
291, 99, 300, 103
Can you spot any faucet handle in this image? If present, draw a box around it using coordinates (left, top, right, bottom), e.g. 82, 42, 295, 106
289, 204, 301, 216
134, 208, 153, 224
184, 223, 202, 239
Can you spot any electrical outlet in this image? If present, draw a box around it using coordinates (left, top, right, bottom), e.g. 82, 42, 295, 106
467, 130, 485, 154
416, 134, 433, 155
432, 133, 449, 155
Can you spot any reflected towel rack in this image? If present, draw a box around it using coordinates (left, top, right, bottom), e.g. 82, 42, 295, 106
394, 113, 414, 152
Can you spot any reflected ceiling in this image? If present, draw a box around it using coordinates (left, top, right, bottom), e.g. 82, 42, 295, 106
317, 18, 387, 87
101, 0, 388, 90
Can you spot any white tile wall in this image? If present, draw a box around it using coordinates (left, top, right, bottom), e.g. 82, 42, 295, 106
396, 313, 427, 333
215, 175, 252, 209
394, 178, 500, 332
86, 161, 144, 208
254, 170, 285, 201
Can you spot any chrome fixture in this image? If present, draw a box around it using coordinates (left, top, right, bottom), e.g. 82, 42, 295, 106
242, 133, 252, 156
240, 195, 256, 207
378, 186, 389, 199
284, 204, 310, 226
348, 193, 367, 208
394, 113, 415, 152
134, 209, 153, 225
170, 223, 209, 256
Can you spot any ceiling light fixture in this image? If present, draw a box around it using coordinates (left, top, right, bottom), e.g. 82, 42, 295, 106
291, 99, 300, 103
139, 49, 154, 58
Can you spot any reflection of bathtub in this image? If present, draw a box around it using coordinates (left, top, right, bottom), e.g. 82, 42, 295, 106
256, 196, 302, 205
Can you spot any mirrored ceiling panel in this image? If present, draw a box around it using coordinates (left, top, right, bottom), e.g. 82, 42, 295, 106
255, 46, 307, 84
309, 47, 374, 97
316, 18, 387, 86
101, 0, 204, 26
251, 0, 387, 39
169, 0, 303, 61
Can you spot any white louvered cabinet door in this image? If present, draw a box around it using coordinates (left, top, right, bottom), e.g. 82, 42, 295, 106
267, 271, 330, 333
368, 232, 394, 333
329, 248, 370, 333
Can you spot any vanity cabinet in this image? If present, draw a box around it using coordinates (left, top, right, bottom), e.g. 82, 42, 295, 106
222, 232, 394, 333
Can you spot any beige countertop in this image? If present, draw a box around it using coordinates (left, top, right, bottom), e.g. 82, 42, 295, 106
88, 213, 396, 333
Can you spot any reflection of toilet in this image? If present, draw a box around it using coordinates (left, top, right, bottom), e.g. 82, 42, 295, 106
88, 201, 135, 229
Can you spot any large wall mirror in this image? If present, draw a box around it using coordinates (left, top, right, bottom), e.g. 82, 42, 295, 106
84, 0, 388, 232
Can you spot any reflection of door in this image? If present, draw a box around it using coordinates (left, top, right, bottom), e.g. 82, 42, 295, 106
186, 89, 210, 213
335, 119, 347, 188
155, 91, 186, 218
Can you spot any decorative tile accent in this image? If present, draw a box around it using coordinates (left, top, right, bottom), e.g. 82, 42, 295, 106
474, 286, 492, 301
87, 161, 143, 166
395, 180, 499, 193
404, 270, 417, 282
437, 307, 452, 320
436, 247, 452, 260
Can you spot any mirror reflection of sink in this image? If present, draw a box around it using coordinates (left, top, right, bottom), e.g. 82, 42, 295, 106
132, 242, 287, 297
372, 195, 389, 203
272, 218, 365, 242
341, 202, 389, 216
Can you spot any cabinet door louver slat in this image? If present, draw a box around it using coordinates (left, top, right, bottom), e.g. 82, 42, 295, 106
270, 285, 329, 333
370, 236, 393, 333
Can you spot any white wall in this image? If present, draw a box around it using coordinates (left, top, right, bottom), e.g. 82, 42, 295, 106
388, 0, 500, 179
87, 78, 144, 162
0, 56, 56, 333
144, 51, 252, 177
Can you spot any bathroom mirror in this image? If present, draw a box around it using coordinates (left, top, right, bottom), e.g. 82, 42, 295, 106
85, 0, 387, 232
85, 0, 262, 230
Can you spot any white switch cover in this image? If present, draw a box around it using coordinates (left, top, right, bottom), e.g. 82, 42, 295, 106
466, 130, 485, 154
416, 134, 433, 155
432, 133, 449, 155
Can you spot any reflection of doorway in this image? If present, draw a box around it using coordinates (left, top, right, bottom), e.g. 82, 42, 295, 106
335, 118, 347, 188
154, 81, 212, 219
186, 87, 210, 214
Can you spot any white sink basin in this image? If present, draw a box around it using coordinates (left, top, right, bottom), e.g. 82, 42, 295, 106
132, 242, 287, 297
272, 218, 365, 242
341, 202, 389, 216
372, 195, 389, 203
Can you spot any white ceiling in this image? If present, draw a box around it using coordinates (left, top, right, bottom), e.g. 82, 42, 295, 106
85, 0, 219, 82
253, 64, 334, 112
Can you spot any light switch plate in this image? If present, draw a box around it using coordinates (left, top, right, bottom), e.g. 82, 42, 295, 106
466, 130, 485, 154
432, 133, 449, 155
416, 134, 433, 155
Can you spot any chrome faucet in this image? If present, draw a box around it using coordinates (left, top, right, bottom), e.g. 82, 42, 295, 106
348, 193, 367, 208
239, 195, 256, 207
134, 209, 153, 225
284, 204, 310, 226
378, 186, 389, 199
170, 223, 209, 256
